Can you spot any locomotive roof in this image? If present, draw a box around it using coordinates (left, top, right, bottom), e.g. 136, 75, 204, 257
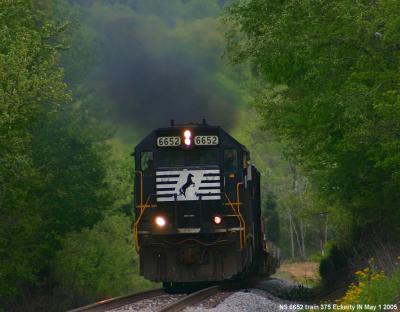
135, 122, 248, 153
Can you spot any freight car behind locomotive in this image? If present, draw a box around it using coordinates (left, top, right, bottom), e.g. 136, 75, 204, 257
133, 120, 278, 290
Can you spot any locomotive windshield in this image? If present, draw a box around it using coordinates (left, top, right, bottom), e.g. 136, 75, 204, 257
140, 151, 153, 173
157, 148, 217, 167
224, 148, 238, 172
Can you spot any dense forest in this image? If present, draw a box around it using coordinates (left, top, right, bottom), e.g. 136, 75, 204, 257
225, 0, 400, 303
1, 0, 399, 311
226, 0, 400, 251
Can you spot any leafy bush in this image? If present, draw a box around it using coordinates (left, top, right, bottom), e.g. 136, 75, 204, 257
280, 285, 314, 301
225, 0, 400, 242
319, 245, 348, 284
338, 259, 400, 307
53, 214, 155, 303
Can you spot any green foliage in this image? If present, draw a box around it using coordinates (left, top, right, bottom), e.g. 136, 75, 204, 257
232, 107, 325, 258
104, 139, 135, 215
225, 0, 400, 237
338, 261, 400, 307
53, 214, 153, 303
231, 108, 292, 201
31, 107, 114, 236
279, 285, 314, 301
319, 245, 349, 284
264, 192, 280, 243
0, 1, 125, 302
0, 0, 70, 297
358, 267, 400, 306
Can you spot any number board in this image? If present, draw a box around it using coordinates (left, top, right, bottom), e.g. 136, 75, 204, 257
157, 136, 181, 147
194, 135, 219, 146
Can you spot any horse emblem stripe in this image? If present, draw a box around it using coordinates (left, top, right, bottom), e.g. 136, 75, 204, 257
155, 168, 221, 202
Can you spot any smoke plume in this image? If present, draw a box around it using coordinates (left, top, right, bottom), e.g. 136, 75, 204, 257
67, 1, 243, 133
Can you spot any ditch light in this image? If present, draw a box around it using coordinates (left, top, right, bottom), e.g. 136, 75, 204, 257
155, 216, 166, 227
213, 216, 222, 224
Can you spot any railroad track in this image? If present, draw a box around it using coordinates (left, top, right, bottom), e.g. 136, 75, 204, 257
157, 285, 220, 312
68, 288, 165, 312
68, 285, 221, 312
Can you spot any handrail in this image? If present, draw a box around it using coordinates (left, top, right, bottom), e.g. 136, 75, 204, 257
236, 182, 243, 212
133, 171, 158, 252
135, 170, 144, 211
224, 193, 246, 249
236, 182, 245, 248
133, 195, 152, 253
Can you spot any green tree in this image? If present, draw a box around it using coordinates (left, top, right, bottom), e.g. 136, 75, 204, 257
0, 0, 69, 297
264, 192, 279, 243
53, 215, 154, 307
232, 108, 324, 258
0, 1, 118, 301
225, 0, 400, 238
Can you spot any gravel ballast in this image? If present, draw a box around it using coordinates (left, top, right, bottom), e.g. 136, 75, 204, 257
184, 288, 299, 312
107, 294, 185, 312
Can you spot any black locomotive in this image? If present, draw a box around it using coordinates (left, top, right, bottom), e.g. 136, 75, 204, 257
133, 120, 278, 290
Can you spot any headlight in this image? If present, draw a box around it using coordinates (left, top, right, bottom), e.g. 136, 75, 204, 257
183, 130, 191, 146
155, 216, 166, 227
213, 216, 222, 225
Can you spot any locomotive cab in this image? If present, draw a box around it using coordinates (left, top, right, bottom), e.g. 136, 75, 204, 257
133, 121, 276, 287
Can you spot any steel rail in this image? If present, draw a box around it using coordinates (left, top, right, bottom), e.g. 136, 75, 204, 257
68, 288, 165, 312
157, 285, 220, 312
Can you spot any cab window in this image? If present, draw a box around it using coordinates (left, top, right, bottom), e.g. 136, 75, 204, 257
224, 149, 238, 172
158, 149, 217, 167
189, 149, 217, 165
140, 151, 153, 173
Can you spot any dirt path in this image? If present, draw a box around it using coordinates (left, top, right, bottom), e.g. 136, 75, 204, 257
275, 261, 319, 283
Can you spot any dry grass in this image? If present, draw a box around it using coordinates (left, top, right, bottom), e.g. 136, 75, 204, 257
275, 261, 320, 286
